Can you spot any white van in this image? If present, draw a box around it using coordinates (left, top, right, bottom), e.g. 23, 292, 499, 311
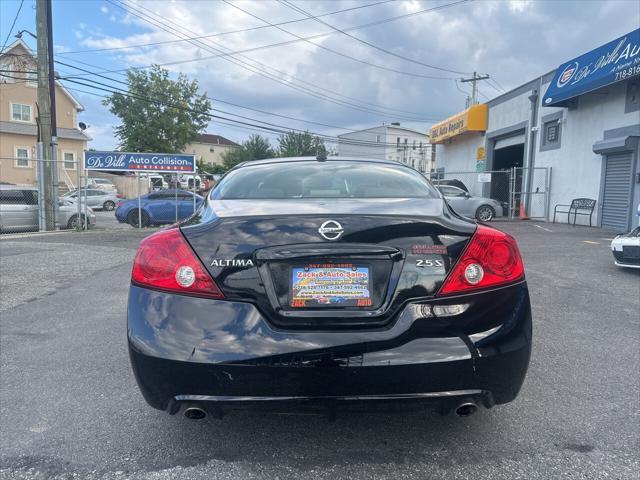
139, 173, 168, 191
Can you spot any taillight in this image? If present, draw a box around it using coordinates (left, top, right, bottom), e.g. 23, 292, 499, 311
116, 194, 124, 199
438, 225, 524, 296
131, 228, 223, 299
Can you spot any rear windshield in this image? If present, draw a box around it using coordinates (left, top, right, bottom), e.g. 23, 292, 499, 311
213, 161, 439, 199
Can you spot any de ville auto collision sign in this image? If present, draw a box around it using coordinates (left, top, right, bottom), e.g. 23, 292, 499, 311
84, 151, 196, 173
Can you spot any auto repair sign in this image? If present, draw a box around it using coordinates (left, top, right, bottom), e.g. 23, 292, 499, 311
84, 151, 196, 173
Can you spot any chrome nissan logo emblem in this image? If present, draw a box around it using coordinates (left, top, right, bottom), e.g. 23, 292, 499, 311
318, 220, 344, 241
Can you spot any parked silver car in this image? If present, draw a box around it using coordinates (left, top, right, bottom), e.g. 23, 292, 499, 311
0, 186, 95, 233
62, 188, 122, 211
87, 177, 118, 193
436, 185, 504, 222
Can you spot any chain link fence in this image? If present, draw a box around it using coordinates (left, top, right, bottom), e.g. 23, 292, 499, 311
3, 157, 553, 236
1, 156, 206, 235
432, 167, 551, 221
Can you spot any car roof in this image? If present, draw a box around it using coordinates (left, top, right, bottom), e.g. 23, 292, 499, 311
0, 185, 37, 191
147, 189, 195, 195
233, 156, 412, 169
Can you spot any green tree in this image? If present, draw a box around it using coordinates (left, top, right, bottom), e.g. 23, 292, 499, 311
277, 130, 326, 157
196, 159, 227, 175
221, 135, 275, 169
103, 65, 211, 153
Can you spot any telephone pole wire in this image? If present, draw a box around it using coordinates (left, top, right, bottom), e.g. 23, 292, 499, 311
460, 71, 490, 105
35, 0, 58, 230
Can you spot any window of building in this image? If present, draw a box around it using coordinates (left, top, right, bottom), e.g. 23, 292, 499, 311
63, 152, 76, 170
15, 147, 30, 167
412, 140, 416, 150
0, 62, 12, 83
419, 141, 423, 150
396, 137, 400, 148
376, 135, 381, 143
11, 103, 31, 122
26, 71, 37, 86
404, 138, 408, 146
540, 112, 563, 152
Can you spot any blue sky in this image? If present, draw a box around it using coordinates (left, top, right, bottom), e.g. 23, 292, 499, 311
1, 0, 639, 150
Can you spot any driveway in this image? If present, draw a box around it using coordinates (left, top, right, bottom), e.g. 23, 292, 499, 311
0, 222, 638, 479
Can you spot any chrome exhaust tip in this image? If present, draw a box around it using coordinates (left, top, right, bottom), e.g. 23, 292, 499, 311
455, 402, 478, 417
184, 407, 207, 420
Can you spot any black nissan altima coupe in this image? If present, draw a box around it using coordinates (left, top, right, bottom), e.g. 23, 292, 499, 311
127, 157, 531, 420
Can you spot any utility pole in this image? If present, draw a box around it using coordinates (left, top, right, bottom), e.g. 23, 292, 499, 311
460, 71, 490, 105
35, 0, 57, 230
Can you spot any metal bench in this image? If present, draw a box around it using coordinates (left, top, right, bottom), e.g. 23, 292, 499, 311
553, 198, 597, 226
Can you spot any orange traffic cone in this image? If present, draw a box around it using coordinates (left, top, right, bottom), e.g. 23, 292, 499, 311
519, 199, 529, 220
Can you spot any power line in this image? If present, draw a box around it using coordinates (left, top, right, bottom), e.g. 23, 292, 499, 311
488, 77, 506, 92
60, 75, 422, 149
6, 57, 430, 136
57, 50, 443, 121
96, 1, 441, 121
65, 84, 340, 143
57, 67, 362, 134
276, 0, 472, 75
59, 0, 394, 55
57, 54, 439, 124
0, 0, 25, 54
117, 0, 452, 117
103, 0, 460, 82
221, 0, 470, 76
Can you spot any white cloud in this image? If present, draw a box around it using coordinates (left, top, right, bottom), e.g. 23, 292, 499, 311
73, 0, 639, 147
100, 5, 109, 14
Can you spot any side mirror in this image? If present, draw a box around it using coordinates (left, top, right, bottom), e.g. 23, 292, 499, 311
464, 193, 471, 198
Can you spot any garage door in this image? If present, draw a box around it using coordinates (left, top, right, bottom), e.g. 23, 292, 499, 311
601, 152, 633, 231
494, 132, 525, 150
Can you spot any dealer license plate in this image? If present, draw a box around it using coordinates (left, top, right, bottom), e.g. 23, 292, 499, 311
290, 264, 372, 308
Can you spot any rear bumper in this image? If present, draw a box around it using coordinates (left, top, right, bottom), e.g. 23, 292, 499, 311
128, 283, 532, 414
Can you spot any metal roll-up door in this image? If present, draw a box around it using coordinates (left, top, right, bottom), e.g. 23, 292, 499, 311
601, 152, 633, 231
494, 133, 525, 150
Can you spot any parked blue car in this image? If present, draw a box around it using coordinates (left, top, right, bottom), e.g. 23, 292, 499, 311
115, 189, 204, 227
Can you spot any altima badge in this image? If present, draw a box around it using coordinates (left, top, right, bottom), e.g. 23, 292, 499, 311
318, 220, 344, 241
210, 258, 254, 267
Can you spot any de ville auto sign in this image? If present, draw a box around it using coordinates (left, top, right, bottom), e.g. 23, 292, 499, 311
84, 151, 196, 173
543, 28, 640, 107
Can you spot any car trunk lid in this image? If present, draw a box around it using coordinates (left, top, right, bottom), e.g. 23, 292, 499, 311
181, 198, 475, 328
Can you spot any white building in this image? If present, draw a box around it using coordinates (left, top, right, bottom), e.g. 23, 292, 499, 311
337, 123, 434, 173
431, 28, 640, 231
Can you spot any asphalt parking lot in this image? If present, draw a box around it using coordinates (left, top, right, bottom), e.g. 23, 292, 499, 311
1, 221, 638, 479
